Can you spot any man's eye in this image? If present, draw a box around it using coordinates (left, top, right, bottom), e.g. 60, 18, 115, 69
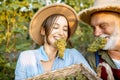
100, 24, 108, 29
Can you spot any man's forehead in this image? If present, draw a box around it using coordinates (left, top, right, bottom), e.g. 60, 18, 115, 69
90, 13, 119, 27
91, 11, 120, 19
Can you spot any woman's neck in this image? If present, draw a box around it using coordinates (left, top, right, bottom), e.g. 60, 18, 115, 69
43, 43, 57, 61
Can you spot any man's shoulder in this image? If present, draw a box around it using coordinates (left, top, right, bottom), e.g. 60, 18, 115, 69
85, 52, 95, 58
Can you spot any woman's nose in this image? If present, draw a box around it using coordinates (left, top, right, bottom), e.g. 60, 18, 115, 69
59, 29, 64, 35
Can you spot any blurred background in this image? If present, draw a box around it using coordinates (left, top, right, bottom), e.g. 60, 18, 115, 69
0, 0, 94, 79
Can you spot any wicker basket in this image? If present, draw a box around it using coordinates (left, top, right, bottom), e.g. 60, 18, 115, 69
27, 64, 100, 80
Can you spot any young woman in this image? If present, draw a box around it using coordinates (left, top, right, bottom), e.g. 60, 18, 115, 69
15, 4, 93, 79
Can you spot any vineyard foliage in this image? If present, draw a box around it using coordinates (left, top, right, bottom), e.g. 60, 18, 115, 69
0, 0, 94, 79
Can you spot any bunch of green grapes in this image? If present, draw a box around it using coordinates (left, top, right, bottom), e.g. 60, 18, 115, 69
87, 37, 107, 52
75, 72, 87, 80
55, 39, 66, 58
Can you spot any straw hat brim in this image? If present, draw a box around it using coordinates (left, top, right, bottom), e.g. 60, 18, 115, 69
78, 5, 120, 25
30, 4, 78, 45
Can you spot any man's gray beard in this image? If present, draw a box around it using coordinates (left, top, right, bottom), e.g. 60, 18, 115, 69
103, 35, 117, 50
103, 26, 120, 50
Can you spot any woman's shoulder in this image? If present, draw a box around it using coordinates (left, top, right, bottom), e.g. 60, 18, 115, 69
17, 49, 39, 65
65, 48, 82, 56
65, 48, 78, 52
20, 49, 38, 56
66, 48, 80, 53
18, 49, 39, 60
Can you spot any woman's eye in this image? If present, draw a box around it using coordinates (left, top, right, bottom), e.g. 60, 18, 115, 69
53, 26, 58, 29
63, 29, 68, 31
63, 26, 68, 31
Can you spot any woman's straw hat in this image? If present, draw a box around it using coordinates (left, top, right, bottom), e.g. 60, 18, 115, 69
78, 0, 120, 25
29, 3, 78, 45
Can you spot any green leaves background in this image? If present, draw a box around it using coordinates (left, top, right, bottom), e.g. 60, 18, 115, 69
0, 0, 94, 79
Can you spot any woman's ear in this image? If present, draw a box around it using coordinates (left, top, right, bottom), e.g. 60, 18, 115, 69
40, 27, 45, 36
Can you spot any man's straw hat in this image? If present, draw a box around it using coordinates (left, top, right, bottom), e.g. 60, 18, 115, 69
78, 0, 120, 25
29, 3, 78, 45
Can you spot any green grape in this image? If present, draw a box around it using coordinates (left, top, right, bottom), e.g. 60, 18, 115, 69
87, 37, 107, 52
75, 72, 88, 80
55, 39, 66, 58
56, 77, 65, 80
76, 74, 83, 79
66, 76, 74, 80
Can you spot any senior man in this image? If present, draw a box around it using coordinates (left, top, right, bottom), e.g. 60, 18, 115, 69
78, 0, 120, 80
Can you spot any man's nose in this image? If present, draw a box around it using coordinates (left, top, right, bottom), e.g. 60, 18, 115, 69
94, 27, 103, 37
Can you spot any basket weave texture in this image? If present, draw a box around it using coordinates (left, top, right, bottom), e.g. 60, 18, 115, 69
27, 64, 100, 80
